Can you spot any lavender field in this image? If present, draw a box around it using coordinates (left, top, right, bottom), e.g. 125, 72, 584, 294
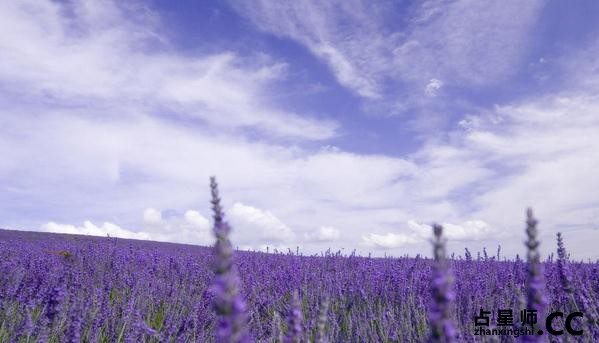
0, 180, 597, 342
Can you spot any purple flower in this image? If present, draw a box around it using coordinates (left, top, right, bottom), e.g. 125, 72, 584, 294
556, 232, 574, 301
209, 176, 249, 343
315, 297, 329, 343
65, 301, 82, 342
428, 224, 456, 343
464, 248, 472, 262
520, 208, 547, 342
46, 277, 66, 324
285, 290, 303, 343
15, 306, 34, 339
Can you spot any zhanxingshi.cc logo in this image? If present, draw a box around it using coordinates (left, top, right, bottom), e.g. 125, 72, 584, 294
474, 308, 583, 337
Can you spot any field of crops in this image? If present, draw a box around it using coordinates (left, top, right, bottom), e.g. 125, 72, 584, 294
0, 180, 597, 342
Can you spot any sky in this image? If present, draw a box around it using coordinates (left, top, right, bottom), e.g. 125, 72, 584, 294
1, 0, 599, 259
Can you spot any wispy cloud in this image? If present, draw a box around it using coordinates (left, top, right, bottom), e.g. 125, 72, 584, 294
230, 0, 392, 99
393, 0, 543, 86
232, 1, 390, 99
0, 0, 337, 140
231, 0, 543, 113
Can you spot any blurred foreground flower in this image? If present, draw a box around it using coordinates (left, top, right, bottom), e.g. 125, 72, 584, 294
210, 176, 249, 343
429, 223, 456, 343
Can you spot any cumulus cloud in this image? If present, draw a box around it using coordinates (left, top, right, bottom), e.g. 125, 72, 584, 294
304, 226, 340, 242
42, 221, 153, 240
143, 208, 163, 225
42, 207, 214, 245
444, 221, 496, 240
362, 219, 496, 249
406, 220, 497, 241
184, 210, 211, 231
6, 85, 599, 258
141, 208, 213, 244
362, 232, 419, 249
459, 95, 599, 236
228, 203, 295, 242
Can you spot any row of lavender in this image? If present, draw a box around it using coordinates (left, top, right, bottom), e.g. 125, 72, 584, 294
0, 179, 597, 342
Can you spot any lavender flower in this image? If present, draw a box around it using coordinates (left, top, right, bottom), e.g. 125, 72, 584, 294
576, 284, 599, 337
556, 232, 573, 299
558, 234, 599, 338
128, 309, 156, 342
209, 176, 249, 343
315, 297, 329, 343
428, 224, 456, 343
65, 301, 82, 343
285, 290, 303, 343
15, 306, 34, 340
521, 208, 547, 342
46, 277, 66, 325
464, 248, 472, 262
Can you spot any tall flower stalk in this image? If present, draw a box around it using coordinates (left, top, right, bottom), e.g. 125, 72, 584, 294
285, 290, 303, 343
271, 312, 284, 343
429, 224, 456, 343
521, 208, 546, 342
556, 232, 574, 304
210, 176, 248, 343
315, 297, 329, 343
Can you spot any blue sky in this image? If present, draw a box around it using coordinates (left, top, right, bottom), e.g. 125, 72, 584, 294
2, 0, 599, 259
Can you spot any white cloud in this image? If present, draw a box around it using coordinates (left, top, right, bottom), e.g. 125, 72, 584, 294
230, 0, 389, 99
425, 78, 443, 96
42, 221, 153, 241
444, 221, 495, 240
231, 0, 542, 102
143, 207, 163, 225
460, 95, 599, 236
184, 210, 211, 231
42, 207, 214, 245
394, 0, 543, 86
5, 87, 599, 258
362, 232, 419, 249
304, 226, 340, 242
362, 219, 496, 249
0, 0, 337, 141
141, 208, 213, 244
406, 220, 497, 241
228, 203, 295, 242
